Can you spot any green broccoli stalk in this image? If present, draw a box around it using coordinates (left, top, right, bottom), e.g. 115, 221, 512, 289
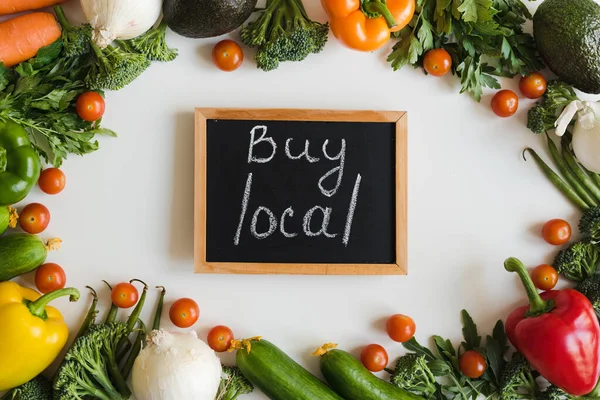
575, 274, 600, 317
527, 80, 580, 135
1, 375, 53, 400
126, 22, 178, 62
85, 42, 150, 91
553, 239, 599, 282
499, 352, 539, 400
217, 365, 254, 400
386, 353, 437, 398
53, 6, 92, 58
240, 0, 329, 71
580, 206, 600, 245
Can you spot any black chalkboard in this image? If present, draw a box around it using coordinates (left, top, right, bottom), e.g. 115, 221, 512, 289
194, 109, 407, 275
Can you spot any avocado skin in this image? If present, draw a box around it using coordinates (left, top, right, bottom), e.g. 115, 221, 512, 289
163, 0, 258, 38
533, 0, 600, 94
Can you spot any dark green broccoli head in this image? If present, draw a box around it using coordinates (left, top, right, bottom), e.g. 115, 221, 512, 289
526, 80, 579, 135
2, 375, 52, 400
575, 274, 600, 317
527, 104, 557, 135
53, 6, 92, 58
128, 22, 178, 62
538, 384, 573, 400
500, 352, 538, 400
218, 365, 254, 400
580, 206, 600, 244
389, 353, 437, 398
553, 239, 599, 282
86, 43, 151, 91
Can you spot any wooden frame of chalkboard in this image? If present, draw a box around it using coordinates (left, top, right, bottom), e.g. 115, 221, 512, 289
194, 108, 407, 275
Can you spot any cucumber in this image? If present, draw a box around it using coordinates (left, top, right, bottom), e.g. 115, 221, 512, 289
0, 234, 60, 281
0, 206, 17, 235
235, 339, 343, 400
320, 349, 423, 400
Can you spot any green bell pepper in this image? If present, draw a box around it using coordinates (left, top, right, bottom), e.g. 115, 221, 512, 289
0, 122, 41, 206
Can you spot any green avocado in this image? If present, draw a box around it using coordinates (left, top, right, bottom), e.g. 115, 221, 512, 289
533, 0, 600, 94
163, 0, 258, 39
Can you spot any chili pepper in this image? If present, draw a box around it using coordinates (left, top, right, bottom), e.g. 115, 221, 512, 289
0, 121, 41, 206
504, 257, 600, 396
0, 281, 79, 391
322, 0, 415, 52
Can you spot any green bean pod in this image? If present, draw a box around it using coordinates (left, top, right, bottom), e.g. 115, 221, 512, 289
561, 137, 600, 203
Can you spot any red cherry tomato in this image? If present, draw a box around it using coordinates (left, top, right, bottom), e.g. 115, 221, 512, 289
207, 325, 234, 352
532, 264, 559, 291
519, 73, 547, 99
459, 350, 487, 378
19, 203, 50, 234
542, 219, 571, 245
212, 40, 244, 72
360, 344, 389, 372
169, 298, 200, 328
386, 314, 416, 342
491, 90, 519, 118
423, 48, 452, 77
35, 263, 66, 294
111, 282, 139, 309
38, 168, 66, 195
76, 91, 106, 122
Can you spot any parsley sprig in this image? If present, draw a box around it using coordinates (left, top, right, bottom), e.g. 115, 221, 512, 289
388, 0, 544, 101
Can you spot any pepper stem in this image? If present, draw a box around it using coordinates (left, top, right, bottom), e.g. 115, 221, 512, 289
363, 1, 398, 29
504, 258, 554, 316
28, 287, 80, 319
0, 146, 6, 172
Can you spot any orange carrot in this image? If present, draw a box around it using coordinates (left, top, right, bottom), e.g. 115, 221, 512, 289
0, 0, 66, 16
0, 12, 61, 68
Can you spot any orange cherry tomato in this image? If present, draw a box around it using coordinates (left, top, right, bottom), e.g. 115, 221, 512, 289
19, 203, 50, 234
386, 314, 416, 342
491, 90, 519, 118
111, 282, 139, 309
207, 325, 234, 352
459, 350, 487, 379
212, 40, 244, 72
542, 219, 571, 246
35, 263, 66, 294
38, 168, 66, 195
532, 264, 559, 291
519, 73, 547, 99
169, 298, 200, 328
360, 344, 389, 372
423, 49, 452, 77
76, 91, 105, 122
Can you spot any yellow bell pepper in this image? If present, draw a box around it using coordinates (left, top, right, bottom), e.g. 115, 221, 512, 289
0, 281, 79, 391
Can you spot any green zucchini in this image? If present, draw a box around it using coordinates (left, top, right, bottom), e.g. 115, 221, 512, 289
235, 339, 343, 400
320, 349, 423, 400
0, 206, 17, 235
0, 234, 61, 281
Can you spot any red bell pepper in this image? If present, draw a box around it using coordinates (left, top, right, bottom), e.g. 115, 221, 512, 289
504, 257, 600, 396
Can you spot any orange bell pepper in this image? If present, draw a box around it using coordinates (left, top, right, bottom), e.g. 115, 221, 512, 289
322, 0, 415, 52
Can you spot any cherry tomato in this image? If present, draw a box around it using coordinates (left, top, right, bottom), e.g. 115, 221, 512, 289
169, 298, 200, 328
207, 325, 234, 352
386, 314, 416, 342
423, 48, 452, 77
212, 40, 244, 72
459, 350, 487, 378
532, 264, 559, 291
76, 91, 105, 122
111, 282, 139, 309
542, 219, 571, 245
19, 203, 50, 234
38, 168, 66, 195
360, 344, 388, 372
491, 90, 519, 118
519, 73, 547, 99
35, 263, 66, 294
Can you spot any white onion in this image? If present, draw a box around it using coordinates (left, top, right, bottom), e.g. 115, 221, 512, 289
131, 330, 222, 400
80, 0, 162, 48
555, 101, 600, 173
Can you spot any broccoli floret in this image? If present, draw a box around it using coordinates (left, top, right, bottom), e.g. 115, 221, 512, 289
53, 6, 92, 57
388, 354, 437, 398
538, 384, 574, 400
500, 352, 539, 400
575, 274, 600, 317
240, 0, 329, 71
580, 206, 600, 244
1, 375, 52, 400
553, 239, 599, 282
218, 365, 254, 400
527, 80, 580, 135
53, 322, 130, 400
85, 42, 150, 91
126, 22, 178, 62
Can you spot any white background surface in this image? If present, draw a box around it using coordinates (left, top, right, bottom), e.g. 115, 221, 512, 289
6, 0, 600, 398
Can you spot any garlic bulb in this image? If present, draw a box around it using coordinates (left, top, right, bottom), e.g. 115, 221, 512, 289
80, 0, 162, 48
555, 101, 600, 173
131, 330, 222, 400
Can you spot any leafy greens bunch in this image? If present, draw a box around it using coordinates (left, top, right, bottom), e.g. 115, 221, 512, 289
388, 0, 543, 101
